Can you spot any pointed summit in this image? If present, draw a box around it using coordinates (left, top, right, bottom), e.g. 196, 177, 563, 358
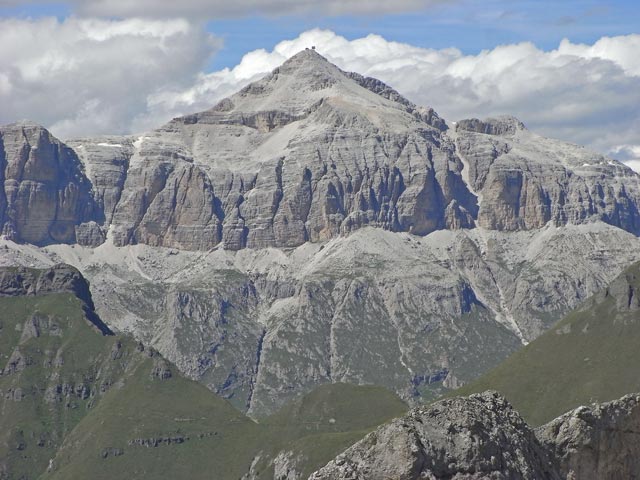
278, 48, 333, 72
178, 47, 448, 133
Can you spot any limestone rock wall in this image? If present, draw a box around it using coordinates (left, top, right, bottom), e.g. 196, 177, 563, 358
0, 122, 99, 246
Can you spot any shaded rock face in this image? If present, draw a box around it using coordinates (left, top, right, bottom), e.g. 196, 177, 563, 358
598, 266, 640, 312
537, 394, 640, 480
310, 391, 561, 480
4, 51, 640, 251
0, 264, 90, 298
66, 136, 134, 227
0, 122, 99, 246
0, 264, 112, 335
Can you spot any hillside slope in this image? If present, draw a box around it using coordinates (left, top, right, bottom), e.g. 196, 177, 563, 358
0, 265, 406, 479
455, 260, 640, 426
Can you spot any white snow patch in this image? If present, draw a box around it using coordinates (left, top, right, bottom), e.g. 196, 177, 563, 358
97, 142, 123, 147
129, 136, 147, 168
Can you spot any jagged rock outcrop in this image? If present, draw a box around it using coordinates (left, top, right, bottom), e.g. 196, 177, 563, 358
311, 392, 640, 480
310, 391, 561, 480
0, 121, 100, 246
537, 394, 640, 480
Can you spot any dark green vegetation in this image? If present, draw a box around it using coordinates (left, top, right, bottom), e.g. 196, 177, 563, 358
0, 267, 406, 480
456, 261, 640, 426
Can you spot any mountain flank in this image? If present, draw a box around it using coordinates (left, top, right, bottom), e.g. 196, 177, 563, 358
455, 259, 640, 426
0, 265, 406, 479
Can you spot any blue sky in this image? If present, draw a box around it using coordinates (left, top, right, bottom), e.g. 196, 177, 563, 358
2, 1, 639, 70
206, 1, 640, 69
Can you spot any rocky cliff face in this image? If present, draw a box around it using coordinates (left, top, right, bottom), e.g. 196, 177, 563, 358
4, 52, 640, 251
36, 49, 640, 252
310, 392, 640, 480
454, 116, 640, 234
0, 122, 100, 246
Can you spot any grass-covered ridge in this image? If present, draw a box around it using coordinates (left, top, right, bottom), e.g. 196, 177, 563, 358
454, 260, 640, 426
0, 266, 407, 479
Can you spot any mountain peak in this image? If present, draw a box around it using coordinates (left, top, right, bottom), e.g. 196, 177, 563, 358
273, 47, 345, 84
183, 47, 437, 132
282, 47, 330, 66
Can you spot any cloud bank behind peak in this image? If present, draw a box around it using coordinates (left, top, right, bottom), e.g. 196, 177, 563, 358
0, 19, 638, 168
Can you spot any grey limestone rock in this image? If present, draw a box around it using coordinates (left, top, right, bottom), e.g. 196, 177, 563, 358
311, 392, 640, 480
454, 118, 640, 234
3, 52, 640, 252
75, 49, 479, 250
537, 394, 640, 480
0, 121, 99, 245
310, 391, 560, 480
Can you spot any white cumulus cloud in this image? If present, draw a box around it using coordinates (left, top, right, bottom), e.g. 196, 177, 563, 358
0, 16, 220, 138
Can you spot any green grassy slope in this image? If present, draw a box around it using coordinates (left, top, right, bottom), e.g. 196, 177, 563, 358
0, 293, 122, 480
0, 274, 407, 479
256, 383, 408, 479
454, 261, 640, 426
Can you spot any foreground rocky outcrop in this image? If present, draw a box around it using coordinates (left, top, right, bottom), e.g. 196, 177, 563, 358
537, 394, 640, 480
310, 392, 640, 480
